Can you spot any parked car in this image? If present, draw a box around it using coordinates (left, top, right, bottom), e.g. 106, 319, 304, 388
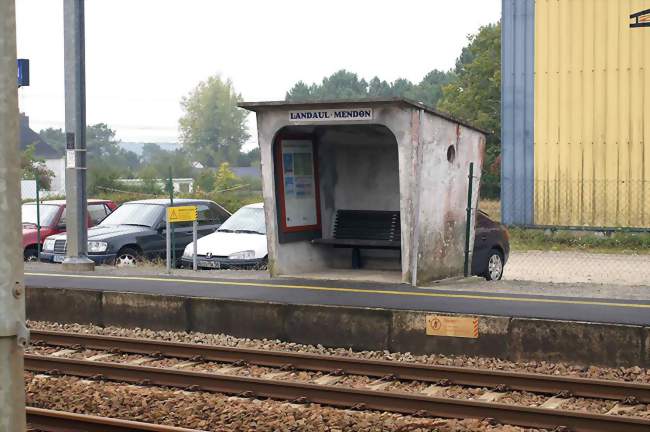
22, 199, 117, 261
472, 210, 510, 280
40, 199, 230, 266
182, 202, 267, 269
182, 204, 508, 279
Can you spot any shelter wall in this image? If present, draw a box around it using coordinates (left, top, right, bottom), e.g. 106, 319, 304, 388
414, 114, 485, 284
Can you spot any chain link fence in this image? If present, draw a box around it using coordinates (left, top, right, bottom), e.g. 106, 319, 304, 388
479, 180, 650, 286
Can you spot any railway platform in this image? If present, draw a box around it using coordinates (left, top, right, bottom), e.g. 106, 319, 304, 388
24, 263, 650, 368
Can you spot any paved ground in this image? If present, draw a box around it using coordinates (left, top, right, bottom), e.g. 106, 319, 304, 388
24, 263, 650, 326
504, 251, 650, 286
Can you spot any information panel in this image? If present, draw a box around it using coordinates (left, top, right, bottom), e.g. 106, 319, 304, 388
280, 139, 318, 229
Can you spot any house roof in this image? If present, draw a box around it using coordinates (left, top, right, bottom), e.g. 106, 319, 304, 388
238, 97, 489, 135
20, 115, 60, 159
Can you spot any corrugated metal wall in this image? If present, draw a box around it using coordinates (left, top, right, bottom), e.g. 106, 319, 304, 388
534, 0, 650, 227
501, 0, 535, 226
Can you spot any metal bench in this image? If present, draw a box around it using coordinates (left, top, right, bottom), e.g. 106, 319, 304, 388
312, 210, 401, 269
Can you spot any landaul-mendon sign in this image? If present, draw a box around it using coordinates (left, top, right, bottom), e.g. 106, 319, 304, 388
289, 108, 373, 122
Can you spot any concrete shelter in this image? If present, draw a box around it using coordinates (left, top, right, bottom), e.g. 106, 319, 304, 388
240, 98, 486, 285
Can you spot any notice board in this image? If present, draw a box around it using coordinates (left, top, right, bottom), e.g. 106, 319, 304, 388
277, 138, 320, 233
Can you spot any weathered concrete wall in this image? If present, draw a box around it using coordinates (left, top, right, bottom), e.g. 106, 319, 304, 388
26, 286, 650, 368
414, 115, 485, 284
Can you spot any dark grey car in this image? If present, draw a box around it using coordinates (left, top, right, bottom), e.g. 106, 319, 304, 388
40, 199, 230, 266
471, 210, 510, 280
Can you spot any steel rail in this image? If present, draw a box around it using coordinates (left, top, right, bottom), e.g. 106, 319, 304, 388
30, 330, 650, 403
26, 406, 203, 432
24, 354, 650, 432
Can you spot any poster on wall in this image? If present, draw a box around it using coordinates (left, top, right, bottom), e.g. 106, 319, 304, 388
280, 139, 318, 229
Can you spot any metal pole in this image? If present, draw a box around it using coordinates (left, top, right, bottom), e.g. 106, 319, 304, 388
166, 219, 171, 274
192, 220, 198, 271
36, 179, 41, 258
62, 0, 94, 271
464, 162, 474, 277
168, 166, 175, 268
0, 1, 28, 429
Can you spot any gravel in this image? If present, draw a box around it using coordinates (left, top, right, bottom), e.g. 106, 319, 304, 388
25, 373, 547, 432
28, 320, 650, 384
504, 251, 650, 286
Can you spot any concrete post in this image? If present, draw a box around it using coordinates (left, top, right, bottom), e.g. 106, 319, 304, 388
62, 0, 94, 271
0, 0, 28, 429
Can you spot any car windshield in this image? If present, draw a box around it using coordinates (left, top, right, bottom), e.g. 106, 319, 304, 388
218, 206, 266, 234
21, 204, 60, 227
100, 203, 164, 228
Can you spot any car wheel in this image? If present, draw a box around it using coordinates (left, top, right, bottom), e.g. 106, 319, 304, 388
24, 247, 39, 262
115, 247, 141, 267
485, 249, 504, 281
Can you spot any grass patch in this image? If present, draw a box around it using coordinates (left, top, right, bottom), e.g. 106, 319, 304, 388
509, 228, 650, 254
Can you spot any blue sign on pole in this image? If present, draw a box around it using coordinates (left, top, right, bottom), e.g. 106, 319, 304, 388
17, 59, 29, 87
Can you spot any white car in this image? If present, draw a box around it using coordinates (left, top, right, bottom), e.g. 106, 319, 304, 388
182, 202, 267, 269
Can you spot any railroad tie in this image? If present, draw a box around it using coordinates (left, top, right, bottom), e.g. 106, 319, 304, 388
214, 366, 243, 375
540, 396, 569, 409
50, 349, 77, 358
261, 371, 292, 380
85, 353, 115, 361
313, 374, 344, 385
173, 361, 200, 369
420, 385, 446, 397
366, 378, 392, 391
606, 403, 644, 415
127, 357, 155, 366
478, 391, 507, 402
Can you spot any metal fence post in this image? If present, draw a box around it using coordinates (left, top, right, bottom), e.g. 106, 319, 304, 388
166, 218, 171, 274
0, 0, 28, 428
464, 162, 474, 277
36, 179, 41, 258
192, 220, 198, 271
168, 166, 175, 268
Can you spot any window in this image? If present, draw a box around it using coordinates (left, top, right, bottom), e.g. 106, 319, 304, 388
88, 204, 108, 224
198, 203, 231, 224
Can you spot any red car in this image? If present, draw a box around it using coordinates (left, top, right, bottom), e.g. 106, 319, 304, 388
22, 199, 117, 261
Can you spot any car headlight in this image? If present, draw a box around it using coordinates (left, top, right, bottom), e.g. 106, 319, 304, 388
183, 245, 193, 258
87, 241, 108, 253
43, 238, 56, 251
228, 250, 255, 260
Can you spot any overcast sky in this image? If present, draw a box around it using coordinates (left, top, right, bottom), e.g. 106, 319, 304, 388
16, 0, 501, 148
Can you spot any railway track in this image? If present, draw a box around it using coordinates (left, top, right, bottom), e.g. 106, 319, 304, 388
26, 407, 202, 432
30, 330, 650, 403
25, 331, 650, 432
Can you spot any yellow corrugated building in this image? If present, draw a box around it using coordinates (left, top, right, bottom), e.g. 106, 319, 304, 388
534, 0, 650, 227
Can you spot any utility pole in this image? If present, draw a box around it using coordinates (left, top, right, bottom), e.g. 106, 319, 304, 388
63, 0, 94, 271
0, 0, 28, 429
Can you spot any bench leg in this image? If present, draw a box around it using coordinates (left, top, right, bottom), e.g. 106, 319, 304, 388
351, 247, 362, 269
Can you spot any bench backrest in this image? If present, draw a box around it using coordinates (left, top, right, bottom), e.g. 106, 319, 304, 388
333, 210, 401, 242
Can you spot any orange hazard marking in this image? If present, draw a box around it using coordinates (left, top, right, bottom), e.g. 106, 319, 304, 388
426, 315, 479, 339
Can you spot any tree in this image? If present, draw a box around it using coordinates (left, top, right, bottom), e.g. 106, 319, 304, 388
437, 22, 501, 193
214, 162, 240, 192
21, 144, 54, 190
285, 68, 455, 107
38, 128, 66, 155
179, 75, 250, 167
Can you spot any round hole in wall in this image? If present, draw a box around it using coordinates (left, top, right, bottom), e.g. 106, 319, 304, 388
447, 145, 456, 163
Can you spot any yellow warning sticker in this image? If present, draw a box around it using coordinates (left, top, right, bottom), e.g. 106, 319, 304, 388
167, 206, 198, 223
425, 315, 479, 339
